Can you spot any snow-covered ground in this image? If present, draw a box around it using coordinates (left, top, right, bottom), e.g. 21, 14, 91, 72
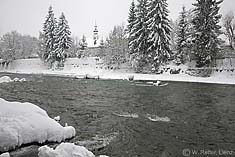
1, 58, 235, 85
0, 98, 76, 152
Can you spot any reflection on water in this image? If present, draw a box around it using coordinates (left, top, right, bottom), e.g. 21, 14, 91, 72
0, 73, 235, 157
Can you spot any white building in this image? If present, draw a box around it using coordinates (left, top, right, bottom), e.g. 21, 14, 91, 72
85, 25, 104, 48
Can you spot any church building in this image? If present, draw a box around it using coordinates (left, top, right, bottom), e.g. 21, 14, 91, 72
86, 24, 104, 48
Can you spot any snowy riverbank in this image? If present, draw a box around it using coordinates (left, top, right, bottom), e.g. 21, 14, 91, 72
2, 68, 235, 85
1, 58, 235, 85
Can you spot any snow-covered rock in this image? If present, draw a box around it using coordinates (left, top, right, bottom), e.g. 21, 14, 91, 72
147, 114, 171, 122
0, 98, 76, 152
19, 78, 26, 82
13, 77, 20, 82
0, 152, 10, 157
127, 75, 134, 81
53, 116, 60, 121
0, 76, 13, 83
38, 143, 95, 157
84, 74, 99, 79
0, 76, 26, 83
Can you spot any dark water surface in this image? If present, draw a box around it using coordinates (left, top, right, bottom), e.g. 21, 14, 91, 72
0, 73, 235, 157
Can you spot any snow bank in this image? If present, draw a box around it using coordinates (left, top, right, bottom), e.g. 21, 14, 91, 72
0, 98, 76, 152
1, 58, 235, 85
0, 153, 10, 157
38, 143, 95, 157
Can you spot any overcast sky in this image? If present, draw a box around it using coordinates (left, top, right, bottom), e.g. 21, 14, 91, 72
0, 0, 234, 38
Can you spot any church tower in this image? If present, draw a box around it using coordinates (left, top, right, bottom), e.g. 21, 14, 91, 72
93, 24, 99, 45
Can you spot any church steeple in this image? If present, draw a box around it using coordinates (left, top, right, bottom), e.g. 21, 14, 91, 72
93, 23, 99, 45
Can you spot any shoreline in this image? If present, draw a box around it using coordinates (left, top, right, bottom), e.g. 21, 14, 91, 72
1, 69, 234, 85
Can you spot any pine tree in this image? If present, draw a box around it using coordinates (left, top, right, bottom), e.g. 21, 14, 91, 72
79, 35, 88, 50
175, 6, 190, 64
146, 0, 172, 70
128, 0, 136, 32
192, 0, 223, 67
127, 0, 136, 53
54, 12, 72, 67
129, 0, 149, 69
43, 6, 57, 65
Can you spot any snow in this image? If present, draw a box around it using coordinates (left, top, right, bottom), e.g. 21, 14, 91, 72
0, 76, 26, 83
38, 143, 110, 157
146, 114, 171, 122
114, 112, 139, 118
13, 78, 20, 82
0, 98, 76, 152
53, 116, 60, 121
0, 76, 12, 83
38, 143, 95, 157
0, 153, 10, 157
1, 58, 235, 85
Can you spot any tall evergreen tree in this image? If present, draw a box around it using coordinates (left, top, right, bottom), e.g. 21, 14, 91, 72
129, 0, 149, 69
42, 6, 57, 65
176, 6, 190, 64
192, 0, 223, 67
128, 0, 136, 32
54, 12, 72, 67
79, 35, 88, 50
127, 0, 136, 53
130, 0, 149, 54
147, 0, 171, 70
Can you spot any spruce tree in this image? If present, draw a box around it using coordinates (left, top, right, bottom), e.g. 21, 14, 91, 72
192, 0, 223, 67
54, 12, 72, 67
79, 35, 88, 50
127, 0, 136, 53
128, 0, 136, 32
129, 0, 149, 69
147, 0, 171, 70
43, 6, 57, 65
176, 6, 190, 64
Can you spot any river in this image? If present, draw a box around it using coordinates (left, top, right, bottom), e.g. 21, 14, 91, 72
0, 73, 235, 157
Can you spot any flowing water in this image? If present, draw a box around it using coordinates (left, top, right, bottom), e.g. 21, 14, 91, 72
0, 73, 235, 157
